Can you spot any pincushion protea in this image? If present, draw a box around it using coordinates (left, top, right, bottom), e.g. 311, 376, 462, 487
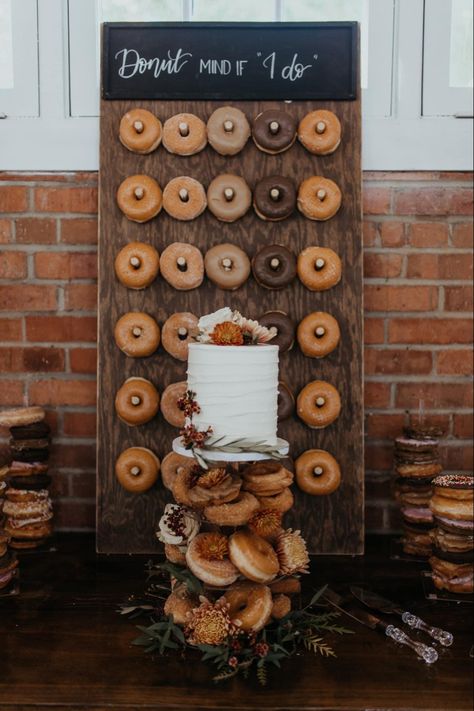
275, 528, 310, 575
248, 508, 283, 540
185, 596, 240, 646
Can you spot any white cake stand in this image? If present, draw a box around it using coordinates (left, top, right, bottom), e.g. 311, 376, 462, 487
172, 437, 289, 462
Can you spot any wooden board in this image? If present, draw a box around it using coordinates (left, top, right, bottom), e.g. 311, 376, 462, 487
97, 97, 363, 554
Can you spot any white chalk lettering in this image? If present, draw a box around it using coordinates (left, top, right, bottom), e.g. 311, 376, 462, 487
115, 48, 192, 79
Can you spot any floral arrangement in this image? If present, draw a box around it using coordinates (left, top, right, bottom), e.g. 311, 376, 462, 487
195, 307, 277, 346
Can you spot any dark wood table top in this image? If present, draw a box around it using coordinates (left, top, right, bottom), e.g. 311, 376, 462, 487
1, 534, 472, 710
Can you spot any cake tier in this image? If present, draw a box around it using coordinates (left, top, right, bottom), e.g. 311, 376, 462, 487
187, 343, 279, 445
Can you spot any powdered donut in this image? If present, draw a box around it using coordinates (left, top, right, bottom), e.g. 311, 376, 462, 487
160, 243, 204, 290
161, 312, 199, 361
298, 110, 341, 155
116, 175, 163, 223
119, 108, 162, 154
114, 312, 160, 357
207, 174, 252, 222
204, 243, 250, 290
295, 449, 341, 495
163, 177, 207, 221
207, 106, 250, 155
114, 242, 160, 289
115, 377, 160, 426
297, 312, 340, 358
162, 113, 207, 155
115, 447, 160, 493
297, 246, 342, 291
297, 177, 342, 221
160, 381, 187, 427
297, 381, 341, 429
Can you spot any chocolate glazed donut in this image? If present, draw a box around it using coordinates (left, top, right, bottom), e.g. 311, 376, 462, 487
278, 381, 295, 421
252, 245, 296, 290
259, 311, 295, 352
253, 176, 296, 221
252, 110, 297, 154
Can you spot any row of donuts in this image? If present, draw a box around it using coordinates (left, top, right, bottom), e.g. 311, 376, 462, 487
120, 107, 341, 157
114, 310, 341, 362
115, 243, 342, 293
115, 377, 341, 431
117, 173, 341, 223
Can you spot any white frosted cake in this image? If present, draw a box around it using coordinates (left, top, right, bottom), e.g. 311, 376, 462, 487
187, 342, 279, 445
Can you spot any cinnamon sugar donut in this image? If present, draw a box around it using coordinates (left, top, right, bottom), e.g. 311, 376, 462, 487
297, 177, 342, 221
242, 461, 293, 496
204, 243, 250, 290
117, 175, 163, 223
207, 106, 250, 155
160, 243, 204, 290
119, 109, 162, 154
161, 312, 198, 361
224, 581, 273, 632
295, 449, 341, 495
115, 447, 160, 493
259, 312, 295, 352
271, 594, 292, 619
163, 177, 207, 221
186, 532, 239, 586
228, 529, 279, 584
298, 110, 341, 155
164, 586, 199, 625
278, 381, 295, 421
114, 312, 160, 357
161, 452, 195, 490
207, 174, 252, 222
252, 110, 297, 154
297, 312, 340, 358
257, 487, 294, 514
204, 491, 259, 527
252, 245, 296, 290
162, 113, 207, 155
114, 242, 160, 290
160, 381, 187, 428
297, 381, 341, 429
115, 377, 160, 426
297, 247, 342, 291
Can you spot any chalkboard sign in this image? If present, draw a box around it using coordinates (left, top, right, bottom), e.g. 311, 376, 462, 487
102, 22, 357, 101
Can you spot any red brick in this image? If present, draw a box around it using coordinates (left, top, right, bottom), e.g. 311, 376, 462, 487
0, 318, 22, 341
49, 473, 70, 498
363, 188, 391, 215
364, 253, 403, 278
70, 472, 96, 498
389, 318, 473, 344
380, 222, 405, 247
444, 286, 473, 311
365, 348, 432, 375
60, 218, 98, 244
364, 382, 391, 408
365, 444, 393, 471
35, 187, 98, 214
452, 223, 473, 248
0, 186, 28, 212
25, 316, 97, 342
52, 443, 96, 470
54, 500, 95, 530
408, 414, 451, 435
437, 349, 473, 376
15, 217, 56, 244
0, 347, 64, 372
64, 284, 98, 311
365, 474, 392, 500
441, 445, 473, 471
395, 382, 473, 409
407, 253, 472, 280
0, 252, 27, 279
63, 412, 97, 437
366, 413, 405, 439
0, 380, 24, 406
363, 221, 377, 247
0, 172, 97, 184
364, 318, 385, 344
0, 285, 57, 312
365, 285, 437, 312
29, 379, 96, 406
394, 188, 473, 216
453, 413, 473, 438
34, 252, 97, 279
408, 222, 449, 248
0, 219, 12, 243
70, 347, 97, 374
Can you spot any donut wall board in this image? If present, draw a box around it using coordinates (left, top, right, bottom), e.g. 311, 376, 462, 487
97, 23, 363, 554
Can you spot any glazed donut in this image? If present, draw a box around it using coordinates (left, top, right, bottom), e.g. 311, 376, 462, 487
160, 381, 187, 427
224, 581, 273, 632
295, 449, 341, 496
297, 177, 342, 221
186, 532, 239, 586
271, 594, 292, 620
204, 491, 259, 527
254, 176, 296, 221
298, 110, 341, 155
207, 174, 252, 222
161, 312, 199, 361
252, 245, 296, 290
116, 175, 162, 223
0, 406, 45, 428
119, 108, 162, 154
204, 244, 251, 290
162, 113, 207, 155
164, 587, 199, 626
115, 447, 160, 493
243, 462, 293, 496
258, 311, 295, 352
278, 381, 295, 421
163, 177, 207, 221
269, 577, 301, 595
430, 495, 473, 521
252, 110, 297, 154
161, 452, 195, 490
228, 530, 279, 584
297, 246, 342, 291
114, 312, 160, 357
171, 467, 195, 507
257, 487, 294, 514
115, 377, 160, 426
297, 381, 341, 429
297, 312, 340, 358
207, 106, 250, 155
114, 242, 160, 290
160, 243, 204, 291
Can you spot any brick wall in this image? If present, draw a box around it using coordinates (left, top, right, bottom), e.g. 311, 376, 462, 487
0, 171, 472, 532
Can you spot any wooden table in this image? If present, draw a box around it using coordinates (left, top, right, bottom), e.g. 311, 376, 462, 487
1, 534, 472, 710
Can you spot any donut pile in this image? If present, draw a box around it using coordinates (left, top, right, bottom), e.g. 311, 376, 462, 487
0, 465, 18, 594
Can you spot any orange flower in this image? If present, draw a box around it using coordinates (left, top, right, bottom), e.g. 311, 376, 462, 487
210, 321, 244, 346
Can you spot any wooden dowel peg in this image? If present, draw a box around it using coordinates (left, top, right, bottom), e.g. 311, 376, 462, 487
223, 120, 234, 132
315, 327, 326, 337
133, 120, 144, 134
270, 258, 280, 269
270, 188, 280, 201
130, 466, 141, 476
269, 120, 280, 134
132, 327, 142, 337
222, 258, 233, 270
316, 121, 326, 134
134, 186, 144, 200
315, 258, 326, 270
176, 256, 187, 270
224, 187, 234, 201
316, 397, 326, 407
179, 188, 189, 202
178, 122, 189, 136
317, 189, 327, 200
129, 256, 141, 268
178, 327, 188, 338
313, 466, 323, 476
131, 396, 141, 406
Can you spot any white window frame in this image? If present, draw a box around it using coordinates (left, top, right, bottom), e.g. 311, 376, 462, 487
0, 0, 39, 117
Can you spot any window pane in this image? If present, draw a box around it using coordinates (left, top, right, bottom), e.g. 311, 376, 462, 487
449, 0, 473, 87
0, 0, 14, 89
192, 0, 275, 21
100, 0, 183, 22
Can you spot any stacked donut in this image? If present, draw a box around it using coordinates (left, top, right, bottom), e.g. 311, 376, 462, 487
393, 425, 442, 558
0, 460, 18, 594
157, 455, 308, 632
0, 407, 54, 550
